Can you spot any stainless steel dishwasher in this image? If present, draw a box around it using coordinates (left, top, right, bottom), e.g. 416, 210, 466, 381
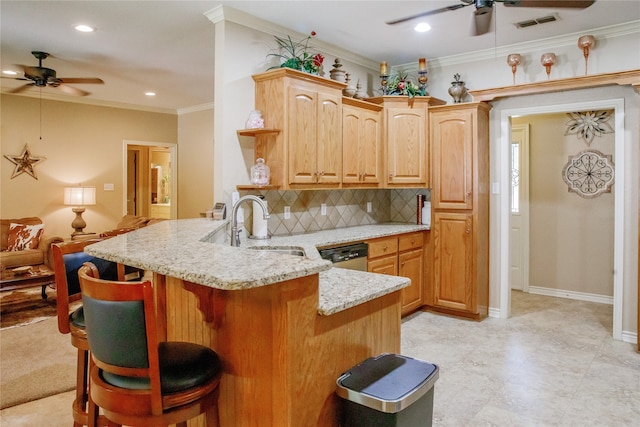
318, 243, 368, 271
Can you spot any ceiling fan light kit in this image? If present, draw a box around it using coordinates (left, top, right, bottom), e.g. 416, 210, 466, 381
386, 0, 595, 37
3, 51, 103, 96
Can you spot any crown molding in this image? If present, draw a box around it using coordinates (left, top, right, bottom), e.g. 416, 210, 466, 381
0, 90, 178, 115
178, 102, 214, 115
425, 20, 640, 70
204, 5, 379, 71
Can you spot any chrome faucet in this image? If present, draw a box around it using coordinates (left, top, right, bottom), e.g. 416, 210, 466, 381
230, 195, 270, 247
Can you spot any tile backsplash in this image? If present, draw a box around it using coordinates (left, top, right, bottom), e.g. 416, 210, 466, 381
239, 188, 430, 236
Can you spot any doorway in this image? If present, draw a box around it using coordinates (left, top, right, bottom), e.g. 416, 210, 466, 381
499, 98, 626, 341
123, 140, 177, 219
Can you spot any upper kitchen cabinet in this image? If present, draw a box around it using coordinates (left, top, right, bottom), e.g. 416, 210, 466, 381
253, 69, 346, 189
342, 98, 383, 187
368, 96, 446, 188
430, 102, 490, 210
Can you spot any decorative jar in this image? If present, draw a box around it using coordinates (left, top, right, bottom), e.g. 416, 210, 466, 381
250, 158, 270, 186
245, 110, 264, 129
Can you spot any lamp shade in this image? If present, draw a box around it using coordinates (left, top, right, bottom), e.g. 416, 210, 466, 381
64, 186, 96, 206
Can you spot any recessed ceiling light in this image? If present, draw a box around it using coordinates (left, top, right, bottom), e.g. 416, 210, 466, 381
3, 70, 18, 75
414, 23, 431, 32
75, 24, 95, 33
145, 92, 156, 97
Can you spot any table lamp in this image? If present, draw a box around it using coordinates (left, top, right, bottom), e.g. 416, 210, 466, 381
64, 186, 96, 236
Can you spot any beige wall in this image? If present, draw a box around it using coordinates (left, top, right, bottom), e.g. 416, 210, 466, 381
177, 108, 214, 218
513, 112, 615, 296
1, 95, 177, 239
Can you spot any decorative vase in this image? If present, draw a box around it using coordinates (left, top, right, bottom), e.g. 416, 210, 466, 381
343, 73, 356, 98
448, 74, 467, 103
329, 58, 346, 82
354, 79, 367, 99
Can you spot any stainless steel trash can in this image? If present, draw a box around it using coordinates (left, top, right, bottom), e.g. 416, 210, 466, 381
336, 353, 439, 427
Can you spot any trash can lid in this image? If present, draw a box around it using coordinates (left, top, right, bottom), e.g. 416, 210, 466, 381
336, 353, 439, 413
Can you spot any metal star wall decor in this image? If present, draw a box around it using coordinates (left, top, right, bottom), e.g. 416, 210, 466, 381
564, 110, 614, 146
562, 149, 614, 199
3, 144, 46, 180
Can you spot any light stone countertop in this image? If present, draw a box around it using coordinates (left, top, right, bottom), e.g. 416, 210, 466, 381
84, 219, 429, 315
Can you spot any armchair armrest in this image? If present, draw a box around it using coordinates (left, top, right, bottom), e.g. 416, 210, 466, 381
39, 234, 65, 268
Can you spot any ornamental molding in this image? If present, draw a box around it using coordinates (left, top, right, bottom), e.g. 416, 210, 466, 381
562, 149, 614, 199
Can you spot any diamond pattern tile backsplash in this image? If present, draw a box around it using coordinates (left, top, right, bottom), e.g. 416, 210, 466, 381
239, 189, 430, 236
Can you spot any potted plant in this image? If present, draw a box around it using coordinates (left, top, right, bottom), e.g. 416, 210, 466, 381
267, 31, 324, 75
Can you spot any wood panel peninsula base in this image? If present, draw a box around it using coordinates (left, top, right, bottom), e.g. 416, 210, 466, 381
158, 273, 401, 427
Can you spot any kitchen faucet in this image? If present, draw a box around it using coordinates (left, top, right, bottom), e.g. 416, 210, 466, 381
230, 195, 270, 247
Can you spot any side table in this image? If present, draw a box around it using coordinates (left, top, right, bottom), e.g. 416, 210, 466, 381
0, 265, 56, 300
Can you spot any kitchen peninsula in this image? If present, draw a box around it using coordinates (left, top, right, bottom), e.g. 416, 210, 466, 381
85, 219, 427, 426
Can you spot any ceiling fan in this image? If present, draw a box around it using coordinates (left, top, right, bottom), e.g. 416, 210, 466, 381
4, 51, 104, 96
386, 0, 596, 36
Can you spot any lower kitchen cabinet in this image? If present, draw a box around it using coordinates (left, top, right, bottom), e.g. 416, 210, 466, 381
367, 232, 425, 316
432, 211, 477, 316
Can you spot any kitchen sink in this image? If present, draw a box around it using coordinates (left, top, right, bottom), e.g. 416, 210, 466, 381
247, 246, 305, 257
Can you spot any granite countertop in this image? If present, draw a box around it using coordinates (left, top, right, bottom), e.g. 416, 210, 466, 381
84, 219, 429, 315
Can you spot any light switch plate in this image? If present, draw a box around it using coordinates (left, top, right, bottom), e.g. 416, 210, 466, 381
284, 206, 291, 219
321, 203, 327, 215
366, 202, 372, 213
104, 183, 114, 191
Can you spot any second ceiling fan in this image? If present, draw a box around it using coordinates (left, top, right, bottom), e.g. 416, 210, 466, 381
386, 0, 596, 36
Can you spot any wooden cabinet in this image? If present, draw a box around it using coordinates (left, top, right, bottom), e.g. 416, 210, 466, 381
368, 96, 446, 188
253, 68, 346, 189
342, 98, 383, 186
288, 87, 342, 185
428, 102, 490, 319
367, 232, 425, 315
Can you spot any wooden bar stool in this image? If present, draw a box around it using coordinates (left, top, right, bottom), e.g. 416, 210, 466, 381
52, 240, 137, 427
78, 262, 222, 427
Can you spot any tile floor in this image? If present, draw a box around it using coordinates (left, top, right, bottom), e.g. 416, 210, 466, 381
1, 291, 638, 426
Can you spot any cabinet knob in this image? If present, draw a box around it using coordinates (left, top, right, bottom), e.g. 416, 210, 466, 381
388, 174, 393, 180
410, 239, 415, 244
465, 228, 471, 234
383, 246, 388, 252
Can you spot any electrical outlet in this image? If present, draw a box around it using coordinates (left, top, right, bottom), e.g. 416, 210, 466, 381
366, 202, 372, 213
321, 203, 327, 216
284, 206, 291, 219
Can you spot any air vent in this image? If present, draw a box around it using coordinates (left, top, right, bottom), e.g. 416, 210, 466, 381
514, 14, 558, 29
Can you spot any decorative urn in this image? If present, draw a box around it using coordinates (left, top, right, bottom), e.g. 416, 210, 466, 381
448, 73, 467, 103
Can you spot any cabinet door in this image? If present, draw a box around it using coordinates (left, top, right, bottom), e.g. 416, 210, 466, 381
317, 93, 342, 184
431, 110, 473, 209
433, 211, 475, 313
361, 110, 382, 184
399, 248, 424, 314
386, 108, 427, 186
342, 106, 361, 183
288, 87, 318, 184
368, 255, 398, 276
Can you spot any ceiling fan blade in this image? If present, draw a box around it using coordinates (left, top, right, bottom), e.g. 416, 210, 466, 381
8, 83, 35, 94
386, 2, 471, 25
501, 0, 595, 8
56, 84, 90, 96
57, 77, 104, 84
473, 6, 494, 35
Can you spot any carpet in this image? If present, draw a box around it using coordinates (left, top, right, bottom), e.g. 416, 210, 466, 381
0, 287, 76, 408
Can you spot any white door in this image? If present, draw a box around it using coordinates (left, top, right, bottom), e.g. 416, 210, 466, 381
510, 124, 530, 291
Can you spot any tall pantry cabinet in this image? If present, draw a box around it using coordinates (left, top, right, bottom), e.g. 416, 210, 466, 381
428, 102, 491, 319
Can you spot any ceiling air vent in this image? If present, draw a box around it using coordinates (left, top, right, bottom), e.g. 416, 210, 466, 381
514, 14, 559, 29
